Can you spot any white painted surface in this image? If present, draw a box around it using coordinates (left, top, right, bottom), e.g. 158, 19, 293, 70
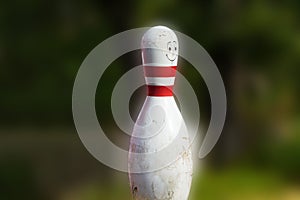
145, 77, 175, 86
128, 97, 193, 200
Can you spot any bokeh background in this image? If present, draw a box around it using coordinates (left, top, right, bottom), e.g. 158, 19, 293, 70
1, 0, 300, 199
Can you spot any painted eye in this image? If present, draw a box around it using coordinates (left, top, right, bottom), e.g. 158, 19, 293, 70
168, 47, 171, 51
175, 47, 177, 51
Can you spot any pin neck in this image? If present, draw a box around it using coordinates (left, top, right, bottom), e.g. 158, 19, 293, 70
147, 85, 174, 96
143, 65, 177, 97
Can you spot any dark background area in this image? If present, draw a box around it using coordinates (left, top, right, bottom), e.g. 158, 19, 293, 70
0, 0, 300, 199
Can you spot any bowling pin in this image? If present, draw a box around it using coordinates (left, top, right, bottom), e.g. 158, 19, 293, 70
128, 26, 193, 200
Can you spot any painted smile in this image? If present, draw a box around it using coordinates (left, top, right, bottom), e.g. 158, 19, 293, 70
166, 54, 176, 61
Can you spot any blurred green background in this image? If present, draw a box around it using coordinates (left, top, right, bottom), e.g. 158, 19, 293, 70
1, 0, 300, 199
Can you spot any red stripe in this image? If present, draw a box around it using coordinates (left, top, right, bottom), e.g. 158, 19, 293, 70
144, 66, 177, 77
147, 85, 173, 96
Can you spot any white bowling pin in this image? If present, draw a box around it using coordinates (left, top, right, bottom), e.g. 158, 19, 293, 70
128, 26, 193, 200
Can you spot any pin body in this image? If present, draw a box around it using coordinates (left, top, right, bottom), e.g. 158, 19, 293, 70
128, 26, 193, 200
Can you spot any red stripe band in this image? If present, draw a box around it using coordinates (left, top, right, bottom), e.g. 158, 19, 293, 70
144, 66, 177, 77
147, 85, 173, 96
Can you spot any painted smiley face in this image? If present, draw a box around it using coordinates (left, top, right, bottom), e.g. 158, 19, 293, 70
166, 41, 178, 62
141, 26, 179, 65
